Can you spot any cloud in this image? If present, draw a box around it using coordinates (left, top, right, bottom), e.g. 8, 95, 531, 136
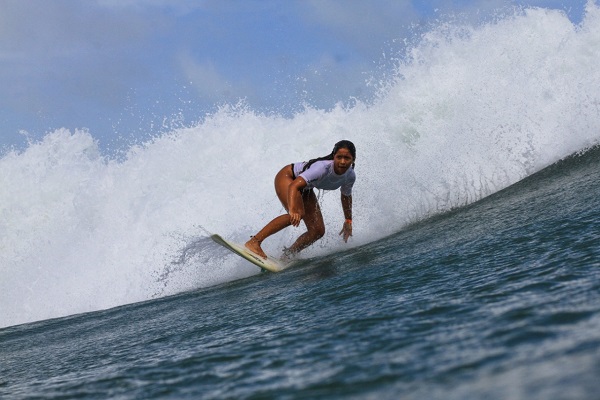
0, 0, 169, 125
179, 53, 236, 103
0, 0, 589, 147
301, 0, 420, 57
94, 0, 208, 16
0, 1, 156, 60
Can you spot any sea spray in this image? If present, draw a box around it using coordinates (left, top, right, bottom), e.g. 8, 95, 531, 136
1, 4, 600, 328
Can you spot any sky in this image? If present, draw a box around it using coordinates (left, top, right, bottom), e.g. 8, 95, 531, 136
0, 0, 589, 152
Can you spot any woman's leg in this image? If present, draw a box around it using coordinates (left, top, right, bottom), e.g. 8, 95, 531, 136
287, 189, 325, 254
245, 165, 299, 258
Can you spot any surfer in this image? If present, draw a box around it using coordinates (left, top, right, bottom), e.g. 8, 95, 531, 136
245, 140, 356, 259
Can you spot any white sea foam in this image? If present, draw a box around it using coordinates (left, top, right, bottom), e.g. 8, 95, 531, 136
2, 4, 600, 328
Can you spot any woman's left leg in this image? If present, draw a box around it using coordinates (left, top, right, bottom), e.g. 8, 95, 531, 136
245, 165, 297, 258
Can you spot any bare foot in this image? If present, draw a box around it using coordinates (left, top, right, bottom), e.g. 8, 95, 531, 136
245, 238, 267, 259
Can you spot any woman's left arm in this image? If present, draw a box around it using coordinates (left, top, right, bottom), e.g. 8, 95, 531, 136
339, 194, 352, 242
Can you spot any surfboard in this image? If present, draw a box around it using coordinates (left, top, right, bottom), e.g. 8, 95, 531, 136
211, 234, 287, 272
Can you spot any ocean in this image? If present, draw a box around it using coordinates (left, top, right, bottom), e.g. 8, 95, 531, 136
2, 4, 600, 399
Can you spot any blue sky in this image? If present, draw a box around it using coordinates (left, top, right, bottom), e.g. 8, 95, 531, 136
0, 0, 588, 151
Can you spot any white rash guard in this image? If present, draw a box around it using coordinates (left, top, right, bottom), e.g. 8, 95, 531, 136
292, 160, 355, 196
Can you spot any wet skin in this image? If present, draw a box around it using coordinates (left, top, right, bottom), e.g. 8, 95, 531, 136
245, 148, 354, 258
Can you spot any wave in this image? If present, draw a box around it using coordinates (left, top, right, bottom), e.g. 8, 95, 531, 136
1, 3, 600, 328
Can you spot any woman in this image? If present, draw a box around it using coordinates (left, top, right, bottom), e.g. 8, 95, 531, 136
245, 140, 356, 259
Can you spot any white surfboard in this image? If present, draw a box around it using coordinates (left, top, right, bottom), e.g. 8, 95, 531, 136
211, 234, 287, 272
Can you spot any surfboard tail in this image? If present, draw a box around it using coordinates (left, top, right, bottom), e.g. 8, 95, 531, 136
211, 234, 287, 272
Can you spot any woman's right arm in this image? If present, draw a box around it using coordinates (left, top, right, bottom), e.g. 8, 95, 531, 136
288, 177, 307, 227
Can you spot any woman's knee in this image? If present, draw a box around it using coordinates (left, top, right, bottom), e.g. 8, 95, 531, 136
309, 224, 325, 239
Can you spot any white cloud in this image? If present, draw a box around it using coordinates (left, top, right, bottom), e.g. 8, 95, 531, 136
0, 1, 166, 118
302, 0, 419, 56
0, 2, 156, 60
0, 0, 588, 146
94, 0, 208, 16
179, 52, 260, 105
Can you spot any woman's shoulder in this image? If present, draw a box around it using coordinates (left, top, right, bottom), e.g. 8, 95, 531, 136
308, 159, 334, 172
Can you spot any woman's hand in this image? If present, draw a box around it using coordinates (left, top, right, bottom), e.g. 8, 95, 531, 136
288, 177, 307, 228
339, 220, 352, 242
289, 211, 302, 227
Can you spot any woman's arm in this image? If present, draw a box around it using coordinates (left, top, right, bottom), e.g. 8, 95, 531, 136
339, 194, 352, 242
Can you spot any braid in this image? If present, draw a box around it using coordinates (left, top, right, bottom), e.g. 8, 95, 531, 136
301, 140, 356, 173
300, 152, 335, 173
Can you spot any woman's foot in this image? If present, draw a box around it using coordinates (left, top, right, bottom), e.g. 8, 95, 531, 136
245, 237, 267, 259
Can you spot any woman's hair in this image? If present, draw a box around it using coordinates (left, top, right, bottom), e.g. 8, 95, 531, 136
301, 140, 356, 173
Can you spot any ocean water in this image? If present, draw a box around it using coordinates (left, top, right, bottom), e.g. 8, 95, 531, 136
2, 4, 600, 399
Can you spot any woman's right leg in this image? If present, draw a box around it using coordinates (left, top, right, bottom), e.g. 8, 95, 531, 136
245, 165, 298, 258
286, 189, 325, 254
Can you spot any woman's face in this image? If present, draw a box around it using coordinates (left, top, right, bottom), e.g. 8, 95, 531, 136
333, 147, 354, 175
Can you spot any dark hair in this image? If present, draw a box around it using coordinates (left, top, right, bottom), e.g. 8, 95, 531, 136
301, 140, 356, 173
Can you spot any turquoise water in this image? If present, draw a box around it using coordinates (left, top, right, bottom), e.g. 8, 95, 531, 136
2, 146, 599, 399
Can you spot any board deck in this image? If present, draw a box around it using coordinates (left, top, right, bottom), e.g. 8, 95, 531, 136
211, 234, 287, 272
